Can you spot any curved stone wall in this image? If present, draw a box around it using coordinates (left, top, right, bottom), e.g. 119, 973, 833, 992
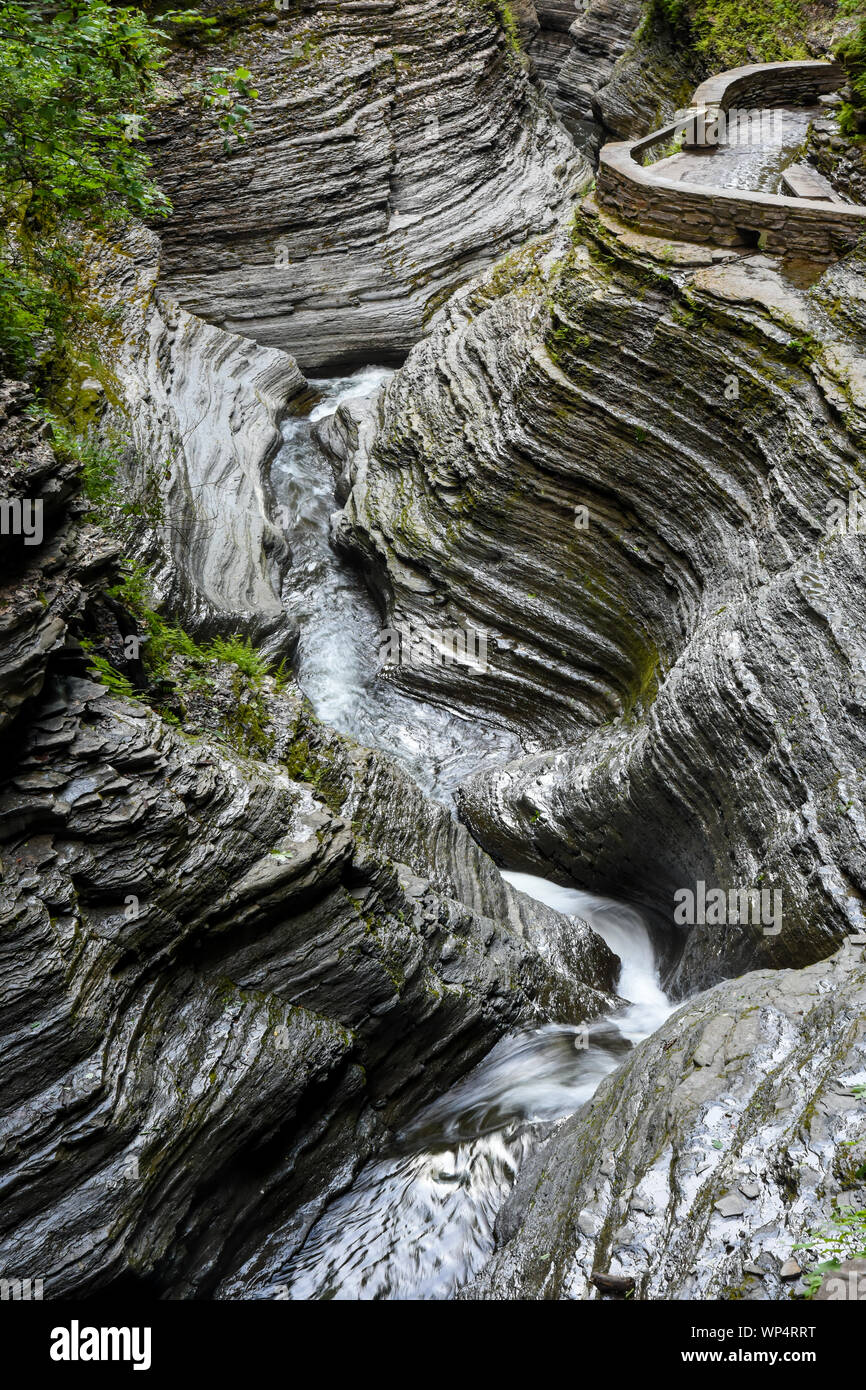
691, 58, 844, 114
596, 60, 866, 257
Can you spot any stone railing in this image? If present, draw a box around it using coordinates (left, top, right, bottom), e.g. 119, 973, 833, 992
690, 59, 844, 119
596, 60, 866, 258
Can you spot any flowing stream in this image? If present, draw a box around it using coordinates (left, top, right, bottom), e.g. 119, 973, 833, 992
272, 370, 525, 801
253, 371, 675, 1299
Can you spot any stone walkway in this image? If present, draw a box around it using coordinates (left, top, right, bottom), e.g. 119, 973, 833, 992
596, 60, 866, 258
652, 106, 828, 196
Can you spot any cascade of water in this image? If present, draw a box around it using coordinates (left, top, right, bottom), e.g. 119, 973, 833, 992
272, 369, 524, 802
242, 374, 675, 1300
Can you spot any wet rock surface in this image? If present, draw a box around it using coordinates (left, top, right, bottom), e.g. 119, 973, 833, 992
86, 226, 307, 648
0, 409, 618, 1296
0, 673, 610, 1296
462, 944, 866, 1300
339, 202, 866, 988
0, 383, 116, 734
3, 0, 866, 1304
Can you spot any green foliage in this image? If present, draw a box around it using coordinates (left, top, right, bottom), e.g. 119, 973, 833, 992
494, 2, 520, 52
647, 129, 686, 163
471, 0, 521, 55
106, 559, 152, 621
837, 0, 866, 135
105, 564, 285, 756
0, 1, 174, 373
80, 644, 137, 700
31, 408, 165, 533
0, 2, 169, 229
794, 1206, 866, 1297
108, 562, 203, 682
646, 0, 810, 68
0, 250, 74, 378
207, 634, 271, 681
284, 731, 348, 813
44, 412, 122, 510
0, 4, 258, 373
193, 66, 259, 152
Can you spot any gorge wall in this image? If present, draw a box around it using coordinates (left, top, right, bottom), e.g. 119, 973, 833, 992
0, 0, 618, 1298
0, 390, 619, 1296
465, 942, 866, 1299
149, 0, 587, 371
337, 200, 866, 993
86, 226, 306, 648
3, 0, 866, 1305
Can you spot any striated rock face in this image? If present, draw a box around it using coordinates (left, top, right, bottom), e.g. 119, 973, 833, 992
463, 944, 866, 1300
6, 0, 866, 1305
0, 418, 618, 1298
288, 706, 619, 1001
528, 3, 582, 119
86, 226, 306, 648
338, 202, 866, 990
149, 0, 587, 371
0, 677, 610, 1297
0, 383, 116, 734
530, 0, 696, 153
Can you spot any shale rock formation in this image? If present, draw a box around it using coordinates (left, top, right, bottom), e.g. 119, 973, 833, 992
463, 942, 866, 1300
0, 404, 617, 1297
86, 226, 306, 648
0, 383, 111, 735
807, 95, 866, 204
5, 0, 866, 1306
529, 0, 697, 153
150, 0, 586, 371
339, 203, 866, 990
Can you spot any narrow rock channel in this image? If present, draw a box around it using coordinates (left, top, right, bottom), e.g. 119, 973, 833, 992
272, 370, 525, 801
3, 1, 866, 1325
209, 374, 670, 1299
218, 881, 671, 1300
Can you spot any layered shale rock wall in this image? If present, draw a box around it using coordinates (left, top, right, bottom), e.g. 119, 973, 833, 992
0, 409, 618, 1297
528, 3, 581, 112
86, 226, 307, 648
338, 203, 866, 991
149, 0, 587, 371
529, 0, 697, 153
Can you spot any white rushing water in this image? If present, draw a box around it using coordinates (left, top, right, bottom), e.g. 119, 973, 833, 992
255, 376, 674, 1300
255, 877, 673, 1301
272, 369, 525, 801
502, 873, 673, 1043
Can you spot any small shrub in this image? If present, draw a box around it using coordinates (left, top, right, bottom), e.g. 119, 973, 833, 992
794, 1206, 866, 1297
837, 0, 866, 136
207, 634, 271, 681
645, 0, 811, 68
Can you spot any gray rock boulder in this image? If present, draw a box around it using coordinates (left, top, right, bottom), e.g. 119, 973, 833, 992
462, 945, 866, 1299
